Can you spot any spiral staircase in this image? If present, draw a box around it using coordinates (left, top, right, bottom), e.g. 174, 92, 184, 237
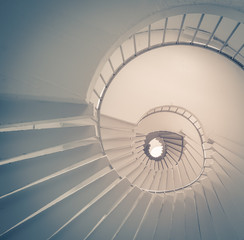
0, 2, 244, 240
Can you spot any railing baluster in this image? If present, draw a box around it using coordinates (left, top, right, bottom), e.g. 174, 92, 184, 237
108, 58, 115, 74
119, 45, 125, 64
93, 89, 100, 99
191, 13, 205, 43
206, 16, 223, 46
100, 73, 107, 86
177, 14, 186, 43
233, 44, 244, 59
162, 17, 168, 44
148, 24, 151, 48
219, 22, 240, 52
133, 34, 137, 55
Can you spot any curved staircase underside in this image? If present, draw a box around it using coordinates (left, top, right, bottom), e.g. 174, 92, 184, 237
0, 2, 244, 240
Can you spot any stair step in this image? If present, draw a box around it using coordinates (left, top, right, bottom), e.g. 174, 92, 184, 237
132, 165, 150, 187
85, 187, 141, 240
113, 154, 136, 172
153, 194, 174, 240
134, 195, 163, 240
0, 144, 103, 197
101, 127, 135, 139
50, 178, 131, 239
184, 188, 201, 240
100, 114, 136, 129
200, 177, 238, 240
0, 117, 95, 133
106, 146, 134, 162
170, 192, 185, 240
0, 157, 112, 236
177, 161, 191, 185
206, 170, 244, 239
0, 169, 117, 239
0, 98, 93, 125
113, 192, 152, 240
103, 138, 132, 151
192, 182, 218, 240
0, 125, 96, 161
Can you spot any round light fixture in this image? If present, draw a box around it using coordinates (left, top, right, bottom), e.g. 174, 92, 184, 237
149, 138, 163, 158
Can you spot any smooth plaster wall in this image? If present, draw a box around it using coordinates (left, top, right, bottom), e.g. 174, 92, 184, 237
101, 45, 244, 142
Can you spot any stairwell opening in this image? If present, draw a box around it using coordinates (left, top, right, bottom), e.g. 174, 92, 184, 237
90, 12, 244, 194
148, 138, 164, 158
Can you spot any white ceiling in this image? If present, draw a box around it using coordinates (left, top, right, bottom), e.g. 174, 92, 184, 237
0, 1, 243, 103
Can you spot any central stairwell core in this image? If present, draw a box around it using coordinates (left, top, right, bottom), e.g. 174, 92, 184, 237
100, 106, 206, 193
148, 138, 164, 159
91, 11, 244, 195
144, 133, 166, 161
144, 131, 184, 164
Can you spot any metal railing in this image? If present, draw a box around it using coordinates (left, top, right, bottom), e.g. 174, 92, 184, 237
136, 105, 207, 193
90, 13, 244, 194
90, 13, 243, 113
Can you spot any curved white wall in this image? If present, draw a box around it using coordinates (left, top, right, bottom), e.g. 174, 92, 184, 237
0, 1, 244, 239
101, 45, 244, 141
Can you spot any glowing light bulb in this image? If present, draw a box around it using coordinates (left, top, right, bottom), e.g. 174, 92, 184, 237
149, 138, 163, 158
150, 146, 163, 157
